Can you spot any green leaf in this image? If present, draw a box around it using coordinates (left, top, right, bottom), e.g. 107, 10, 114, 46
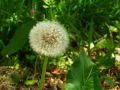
104, 76, 115, 88
10, 73, 22, 83
96, 49, 115, 69
1, 19, 36, 56
22, 68, 30, 78
24, 80, 38, 85
64, 83, 75, 90
88, 19, 94, 52
65, 51, 94, 90
107, 24, 118, 32
96, 39, 114, 49
93, 69, 103, 90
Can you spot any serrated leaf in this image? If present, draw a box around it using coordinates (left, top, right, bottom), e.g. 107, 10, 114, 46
1, 19, 36, 56
24, 80, 38, 85
65, 51, 94, 90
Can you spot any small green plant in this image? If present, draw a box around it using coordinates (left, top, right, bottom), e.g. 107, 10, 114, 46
65, 51, 103, 90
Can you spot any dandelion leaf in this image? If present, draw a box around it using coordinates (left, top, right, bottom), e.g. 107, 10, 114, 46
1, 19, 36, 56
65, 51, 94, 90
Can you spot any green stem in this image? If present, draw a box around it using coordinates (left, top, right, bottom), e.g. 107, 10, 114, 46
0, 40, 5, 48
38, 56, 48, 90
33, 55, 38, 79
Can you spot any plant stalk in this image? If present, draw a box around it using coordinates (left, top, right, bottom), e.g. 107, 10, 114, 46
38, 56, 48, 90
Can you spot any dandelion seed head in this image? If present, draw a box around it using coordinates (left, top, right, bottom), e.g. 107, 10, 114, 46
29, 21, 69, 57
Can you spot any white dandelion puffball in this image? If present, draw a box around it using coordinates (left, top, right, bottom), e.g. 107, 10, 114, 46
29, 21, 69, 57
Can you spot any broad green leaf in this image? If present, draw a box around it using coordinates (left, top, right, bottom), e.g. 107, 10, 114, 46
24, 80, 38, 85
65, 51, 94, 90
1, 19, 36, 56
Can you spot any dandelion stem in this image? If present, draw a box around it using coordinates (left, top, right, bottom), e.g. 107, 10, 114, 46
38, 56, 48, 90
33, 55, 39, 79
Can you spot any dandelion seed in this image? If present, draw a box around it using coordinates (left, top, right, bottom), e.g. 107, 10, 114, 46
29, 21, 69, 57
